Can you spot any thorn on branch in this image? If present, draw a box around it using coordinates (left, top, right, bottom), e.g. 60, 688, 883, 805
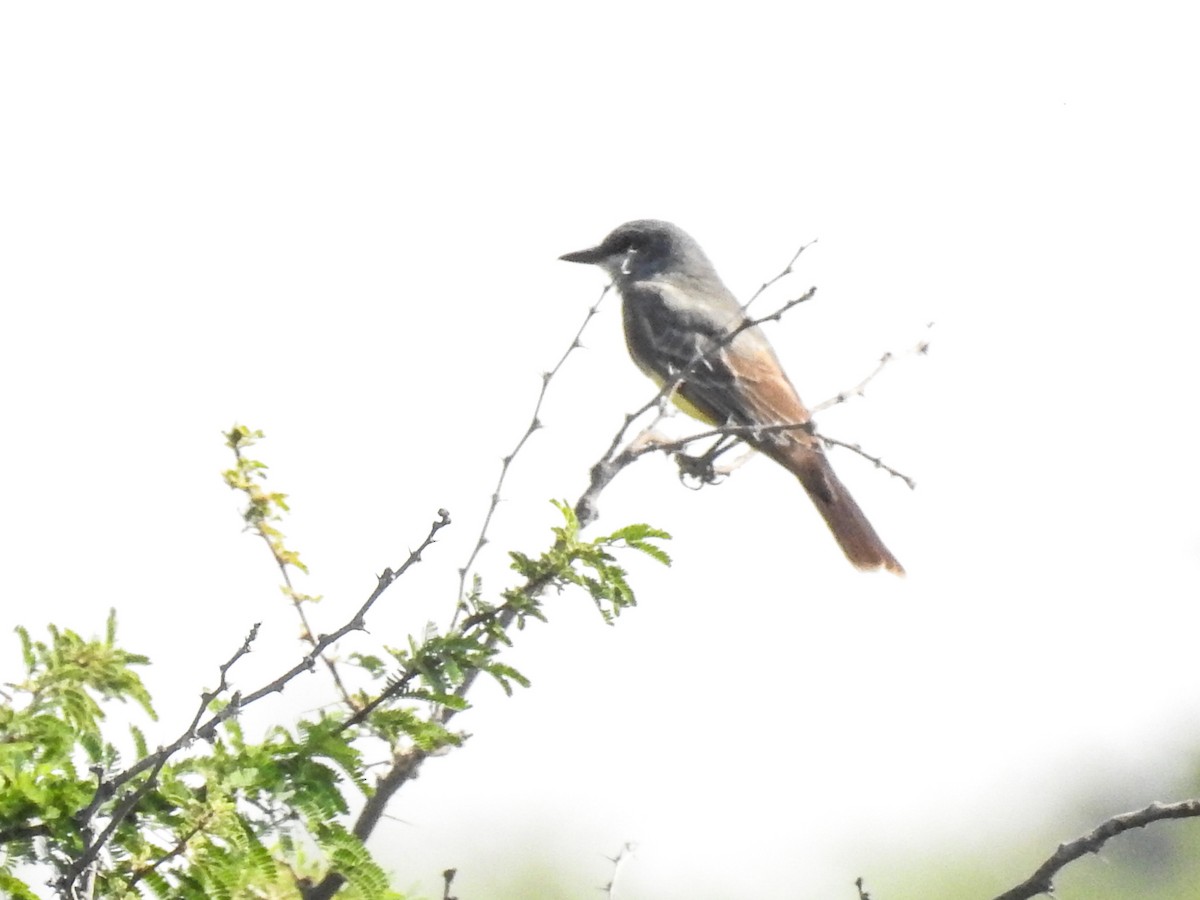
992, 798, 1200, 900
454, 286, 606, 624
603, 841, 637, 898
818, 433, 917, 490
812, 326, 931, 414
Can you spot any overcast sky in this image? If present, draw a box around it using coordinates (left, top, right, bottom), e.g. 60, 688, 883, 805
3, 3, 1199, 898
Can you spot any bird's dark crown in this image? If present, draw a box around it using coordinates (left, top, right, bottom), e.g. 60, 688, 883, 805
559, 219, 713, 280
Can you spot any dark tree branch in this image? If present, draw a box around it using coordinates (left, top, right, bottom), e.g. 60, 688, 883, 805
59, 511, 451, 898
300, 740, 433, 900
60, 625, 261, 894
993, 799, 1200, 900
304, 570, 556, 900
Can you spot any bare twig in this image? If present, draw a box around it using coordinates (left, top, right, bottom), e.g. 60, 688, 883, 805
603, 841, 637, 898
817, 434, 917, 489
615, 418, 915, 490
855, 876, 872, 900
452, 284, 611, 629
811, 325, 933, 413
232, 509, 449, 712
993, 799, 1200, 900
741, 238, 817, 313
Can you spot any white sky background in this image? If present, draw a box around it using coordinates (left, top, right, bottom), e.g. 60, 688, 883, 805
2, 3, 1199, 898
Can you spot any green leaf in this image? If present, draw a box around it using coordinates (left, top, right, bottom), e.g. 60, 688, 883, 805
0, 870, 40, 900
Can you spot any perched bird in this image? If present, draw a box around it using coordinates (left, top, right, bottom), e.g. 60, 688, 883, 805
560, 219, 903, 575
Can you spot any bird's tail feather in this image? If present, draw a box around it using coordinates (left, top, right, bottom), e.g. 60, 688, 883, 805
777, 445, 905, 575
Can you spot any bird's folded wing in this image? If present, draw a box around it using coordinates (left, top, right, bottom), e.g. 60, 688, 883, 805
623, 281, 812, 436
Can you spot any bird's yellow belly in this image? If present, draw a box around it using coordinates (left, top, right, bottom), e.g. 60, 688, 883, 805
640, 364, 720, 426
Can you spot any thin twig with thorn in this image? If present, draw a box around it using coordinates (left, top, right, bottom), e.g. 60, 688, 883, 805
818, 433, 917, 489
603, 841, 637, 898
993, 799, 1200, 900
742, 238, 817, 313
812, 324, 933, 413
453, 284, 611, 628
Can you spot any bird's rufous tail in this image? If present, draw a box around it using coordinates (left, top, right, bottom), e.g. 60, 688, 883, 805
769, 442, 905, 575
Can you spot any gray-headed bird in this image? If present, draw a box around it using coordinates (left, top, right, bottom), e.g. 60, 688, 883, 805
561, 219, 904, 575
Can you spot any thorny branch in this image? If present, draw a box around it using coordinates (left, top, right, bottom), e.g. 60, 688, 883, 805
452, 284, 612, 629
992, 799, 1200, 900
819, 434, 916, 489
741, 237, 817, 314
58, 511, 451, 899
603, 841, 637, 898
811, 326, 932, 414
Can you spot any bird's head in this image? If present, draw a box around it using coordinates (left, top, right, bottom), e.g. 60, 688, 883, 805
559, 219, 711, 283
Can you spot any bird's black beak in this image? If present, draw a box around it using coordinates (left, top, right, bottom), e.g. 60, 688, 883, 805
558, 245, 607, 265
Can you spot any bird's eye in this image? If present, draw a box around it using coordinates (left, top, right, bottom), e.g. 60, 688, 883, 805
620, 245, 638, 275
